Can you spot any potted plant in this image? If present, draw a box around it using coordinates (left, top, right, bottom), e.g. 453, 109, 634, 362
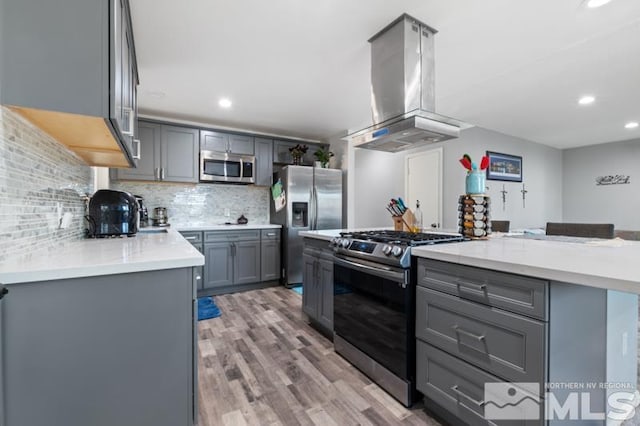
313, 146, 334, 168
288, 144, 308, 165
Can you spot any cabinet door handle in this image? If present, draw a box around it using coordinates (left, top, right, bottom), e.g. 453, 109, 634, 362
195, 275, 201, 282
456, 279, 487, 292
122, 107, 134, 137
132, 139, 141, 160
161, 168, 165, 180
266, 232, 276, 237
154, 167, 159, 180
450, 385, 485, 406
452, 325, 485, 341
185, 236, 197, 241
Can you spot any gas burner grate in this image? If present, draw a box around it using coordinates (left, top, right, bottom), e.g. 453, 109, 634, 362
341, 230, 464, 246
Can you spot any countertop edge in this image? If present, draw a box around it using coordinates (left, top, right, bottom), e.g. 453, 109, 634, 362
412, 240, 640, 294
0, 228, 205, 284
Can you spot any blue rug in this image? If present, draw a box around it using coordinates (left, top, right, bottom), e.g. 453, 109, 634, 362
291, 285, 303, 295
197, 296, 221, 321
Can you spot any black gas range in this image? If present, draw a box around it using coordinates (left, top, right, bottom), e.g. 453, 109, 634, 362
331, 229, 465, 268
331, 229, 465, 407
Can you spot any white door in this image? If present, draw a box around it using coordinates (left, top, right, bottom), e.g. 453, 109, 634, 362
405, 148, 443, 229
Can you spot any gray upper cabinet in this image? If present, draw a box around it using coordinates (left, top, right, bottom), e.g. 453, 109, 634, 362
161, 125, 199, 182
114, 121, 159, 180
200, 131, 254, 155
113, 120, 198, 183
0, 0, 139, 168
255, 138, 274, 186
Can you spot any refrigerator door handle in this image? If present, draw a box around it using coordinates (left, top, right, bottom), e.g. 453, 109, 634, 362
309, 188, 315, 230
313, 186, 318, 230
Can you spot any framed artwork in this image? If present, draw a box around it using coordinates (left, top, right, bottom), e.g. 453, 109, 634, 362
485, 151, 522, 182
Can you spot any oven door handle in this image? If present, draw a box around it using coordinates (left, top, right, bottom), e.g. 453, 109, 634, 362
333, 256, 405, 283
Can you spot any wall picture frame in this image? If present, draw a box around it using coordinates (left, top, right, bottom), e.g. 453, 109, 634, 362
485, 151, 523, 182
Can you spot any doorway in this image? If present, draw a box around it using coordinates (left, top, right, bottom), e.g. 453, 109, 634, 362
405, 148, 443, 229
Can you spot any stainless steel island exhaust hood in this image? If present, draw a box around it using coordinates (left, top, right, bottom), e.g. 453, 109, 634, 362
349, 14, 468, 152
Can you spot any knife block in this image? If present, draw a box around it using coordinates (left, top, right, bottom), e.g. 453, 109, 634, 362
393, 209, 416, 232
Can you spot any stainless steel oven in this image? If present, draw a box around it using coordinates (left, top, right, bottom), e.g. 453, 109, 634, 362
200, 150, 255, 184
331, 230, 465, 408
333, 253, 416, 407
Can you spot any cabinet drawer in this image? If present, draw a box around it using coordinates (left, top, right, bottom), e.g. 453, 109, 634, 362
180, 231, 202, 244
417, 341, 544, 426
261, 229, 280, 240
204, 230, 260, 242
417, 259, 548, 320
416, 287, 546, 384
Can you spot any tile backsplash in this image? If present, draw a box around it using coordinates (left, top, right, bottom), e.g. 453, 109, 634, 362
0, 106, 92, 263
111, 181, 270, 225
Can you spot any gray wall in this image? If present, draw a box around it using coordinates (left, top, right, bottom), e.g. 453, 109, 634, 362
563, 138, 640, 230
350, 126, 563, 230
352, 148, 404, 228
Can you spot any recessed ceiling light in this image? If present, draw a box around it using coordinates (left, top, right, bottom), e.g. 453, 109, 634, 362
625, 122, 639, 129
586, 0, 612, 8
578, 95, 595, 105
219, 98, 232, 108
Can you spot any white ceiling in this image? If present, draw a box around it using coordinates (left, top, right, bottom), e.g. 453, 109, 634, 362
130, 0, 640, 149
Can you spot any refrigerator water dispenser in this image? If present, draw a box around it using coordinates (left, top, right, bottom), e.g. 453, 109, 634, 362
291, 202, 308, 227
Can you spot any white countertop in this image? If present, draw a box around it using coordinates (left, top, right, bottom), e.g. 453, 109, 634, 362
170, 223, 281, 231
299, 229, 342, 241
413, 235, 640, 294
0, 228, 204, 284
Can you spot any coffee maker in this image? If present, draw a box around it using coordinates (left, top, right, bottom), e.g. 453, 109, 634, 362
134, 195, 149, 227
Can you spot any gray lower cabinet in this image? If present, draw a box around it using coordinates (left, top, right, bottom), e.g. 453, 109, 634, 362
260, 229, 281, 281
255, 137, 274, 186
302, 238, 333, 333
204, 242, 234, 287
113, 120, 198, 183
1, 268, 197, 426
180, 231, 204, 291
203, 230, 261, 291
415, 258, 638, 426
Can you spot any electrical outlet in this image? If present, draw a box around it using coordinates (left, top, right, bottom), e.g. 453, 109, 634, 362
60, 212, 73, 229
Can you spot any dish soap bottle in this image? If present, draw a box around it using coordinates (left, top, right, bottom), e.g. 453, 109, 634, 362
413, 200, 423, 233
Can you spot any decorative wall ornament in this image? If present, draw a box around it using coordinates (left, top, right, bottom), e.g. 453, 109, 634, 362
595, 175, 630, 185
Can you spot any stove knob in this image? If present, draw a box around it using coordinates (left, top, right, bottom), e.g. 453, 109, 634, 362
391, 246, 403, 257
340, 238, 350, 248
382, 245, 392, 255
330, 237, 339, 246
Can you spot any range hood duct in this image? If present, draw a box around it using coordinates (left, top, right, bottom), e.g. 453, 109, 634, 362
349, 14, 467, 152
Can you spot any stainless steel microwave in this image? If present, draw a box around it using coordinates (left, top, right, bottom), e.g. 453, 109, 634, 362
200, 150, 255, 184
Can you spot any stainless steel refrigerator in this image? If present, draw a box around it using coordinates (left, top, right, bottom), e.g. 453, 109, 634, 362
271, 166, 342, 286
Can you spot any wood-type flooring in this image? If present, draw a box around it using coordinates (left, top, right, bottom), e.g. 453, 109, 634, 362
197, 286, 441, 426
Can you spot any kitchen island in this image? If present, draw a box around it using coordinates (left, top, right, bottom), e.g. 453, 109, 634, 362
300, 230, 640, 424
0, 229, 204, 426
412, 236, 640, 425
